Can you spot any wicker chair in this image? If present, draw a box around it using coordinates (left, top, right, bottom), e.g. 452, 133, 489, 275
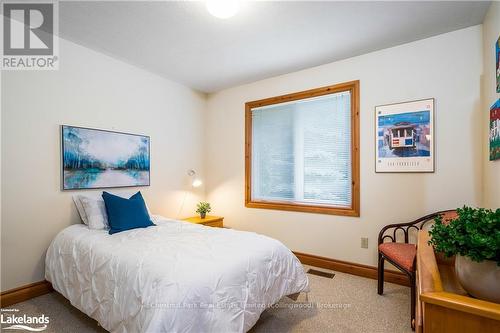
377, 210, 457, 329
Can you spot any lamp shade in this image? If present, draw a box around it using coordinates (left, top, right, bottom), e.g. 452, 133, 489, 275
187, 169, 202, 188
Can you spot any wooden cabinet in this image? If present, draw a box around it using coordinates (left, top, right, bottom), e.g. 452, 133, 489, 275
416, 231, 500, 333
182, 215, 224, 228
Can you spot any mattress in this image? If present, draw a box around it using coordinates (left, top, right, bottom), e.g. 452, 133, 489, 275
45, 216, 309, 332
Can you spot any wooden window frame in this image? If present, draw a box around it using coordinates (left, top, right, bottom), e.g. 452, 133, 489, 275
245, 80, 360, 217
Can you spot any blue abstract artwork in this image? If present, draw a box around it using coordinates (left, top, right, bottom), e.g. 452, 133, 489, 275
62, 126, 150, 190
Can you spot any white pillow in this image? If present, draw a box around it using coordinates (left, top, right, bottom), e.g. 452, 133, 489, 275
72, 191, 152, 230
80, 196, 109, 230
72, 195, 89, 225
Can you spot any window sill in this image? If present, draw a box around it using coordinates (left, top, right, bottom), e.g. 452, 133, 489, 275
245, 200, 360, 217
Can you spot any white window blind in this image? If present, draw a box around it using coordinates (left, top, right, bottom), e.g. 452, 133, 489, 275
251, 91, 352, 207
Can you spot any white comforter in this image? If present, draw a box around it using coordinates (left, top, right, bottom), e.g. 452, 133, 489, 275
45, 216, 309, 333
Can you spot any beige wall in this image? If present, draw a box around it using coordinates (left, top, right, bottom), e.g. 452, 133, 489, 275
205, 26, 483, 267
0, 70, 3, 286
1, 38, 206, 291
1, 22, 494, 292
482, 2, 500, 208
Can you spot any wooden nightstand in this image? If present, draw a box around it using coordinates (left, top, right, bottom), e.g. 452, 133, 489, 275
182, 215, 224, 228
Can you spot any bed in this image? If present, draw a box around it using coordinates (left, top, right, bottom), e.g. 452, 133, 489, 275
45, 216, 309, 333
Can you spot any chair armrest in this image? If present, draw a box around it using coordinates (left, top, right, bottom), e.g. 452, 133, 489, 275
378, 210, 455, 245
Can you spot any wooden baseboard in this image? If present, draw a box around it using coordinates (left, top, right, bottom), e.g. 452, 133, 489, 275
294, 251, 410, 287
0, 281, 53, 307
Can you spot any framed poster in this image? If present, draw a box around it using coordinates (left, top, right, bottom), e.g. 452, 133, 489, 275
490, 99, 500, 161
375, 98, 434, 173
62, 125, 150, 190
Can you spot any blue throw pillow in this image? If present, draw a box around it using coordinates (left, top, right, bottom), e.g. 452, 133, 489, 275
102, 191, 155, 235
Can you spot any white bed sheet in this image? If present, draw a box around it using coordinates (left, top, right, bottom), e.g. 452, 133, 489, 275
45, 216, 309, 333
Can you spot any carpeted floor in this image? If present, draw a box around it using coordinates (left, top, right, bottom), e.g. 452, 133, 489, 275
6, 266, 412, 333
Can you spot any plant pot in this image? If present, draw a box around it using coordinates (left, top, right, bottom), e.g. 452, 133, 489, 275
435, 252, 455, 266
455, 255, 500, 303
200, 212, 206, 219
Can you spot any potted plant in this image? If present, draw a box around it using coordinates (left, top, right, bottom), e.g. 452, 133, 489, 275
428, 206, 500, 303
196, 202, 211, 219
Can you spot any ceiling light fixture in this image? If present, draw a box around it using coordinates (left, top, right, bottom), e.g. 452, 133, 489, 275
206, 0, 240, 19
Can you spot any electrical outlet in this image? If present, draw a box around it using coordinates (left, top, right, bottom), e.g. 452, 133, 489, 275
361, 237, 368, 249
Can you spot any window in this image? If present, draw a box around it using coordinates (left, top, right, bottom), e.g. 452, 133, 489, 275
245, 81, 359, 216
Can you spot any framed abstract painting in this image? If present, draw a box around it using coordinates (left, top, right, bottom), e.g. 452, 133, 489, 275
375, 98, 434, 173
62, 125, 150, 190
496, 35, 499, 93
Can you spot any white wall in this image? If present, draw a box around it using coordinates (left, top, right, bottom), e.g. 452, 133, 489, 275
205, 26, 483, 267
482, 2, 500, 208
1, 38, 206, 291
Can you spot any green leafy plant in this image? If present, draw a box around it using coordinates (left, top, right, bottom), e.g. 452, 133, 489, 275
196, 202, 211, 215
428, 206, 500, 266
